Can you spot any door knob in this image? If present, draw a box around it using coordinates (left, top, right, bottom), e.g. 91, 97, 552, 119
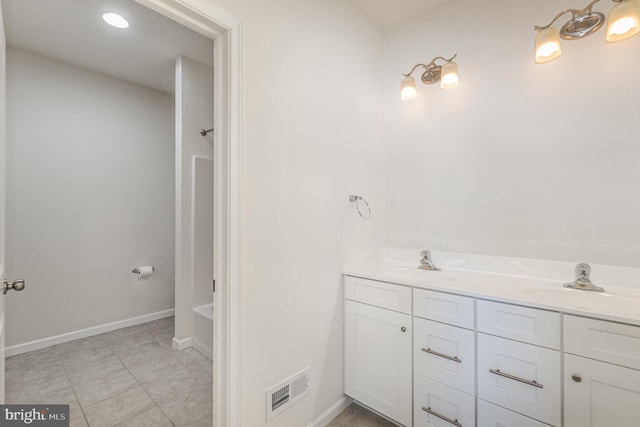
571, 374, 582, 383
3, 279, 26, 295
401, 327, 407, 332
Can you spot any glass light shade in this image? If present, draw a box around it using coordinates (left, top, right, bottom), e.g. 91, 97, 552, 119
606, 0, 640, 42
103, 12, 129, 29
440, 62, 459, 90
534, 27, 562, 63
400, 75, 417, 101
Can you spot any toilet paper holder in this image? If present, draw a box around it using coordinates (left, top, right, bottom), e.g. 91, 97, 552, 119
132, 266, 155, 274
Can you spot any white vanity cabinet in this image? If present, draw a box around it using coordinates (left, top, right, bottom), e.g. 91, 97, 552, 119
344, 272, 640, 427
563, 315, 640, 427
344, 276, 412, 426
476, 301, 561, 427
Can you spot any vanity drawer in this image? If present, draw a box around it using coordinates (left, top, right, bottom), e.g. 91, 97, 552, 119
344, 276, 411, 314
414, 318, 475, 395
564, 315, 640, 370
413, 289, 474, 329
478, 399, 549, 427
477, 333, 561, 426
414, 374, 475, 427
477, 300, 560, 349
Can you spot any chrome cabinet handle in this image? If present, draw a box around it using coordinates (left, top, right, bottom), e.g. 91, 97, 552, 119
401, 327, 407, 332
422, 406, 462, 427
571, 374, 582, 383
2, 279, 26, 295
422, 347, 461, 363
489, 369, 543, 389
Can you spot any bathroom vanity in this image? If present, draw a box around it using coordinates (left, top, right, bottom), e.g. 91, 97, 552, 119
343, 249, 640, 427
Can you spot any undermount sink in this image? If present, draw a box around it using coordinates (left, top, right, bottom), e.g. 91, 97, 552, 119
522, 287, 640, 314
376, 266, 456, 283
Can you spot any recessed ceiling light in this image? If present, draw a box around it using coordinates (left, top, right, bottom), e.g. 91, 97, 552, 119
102, 12, 129, 29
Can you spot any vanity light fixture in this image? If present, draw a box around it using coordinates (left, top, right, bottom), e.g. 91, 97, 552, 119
534, 0, 640, 63
102, 12, 130, 29
400, 54, 459, 100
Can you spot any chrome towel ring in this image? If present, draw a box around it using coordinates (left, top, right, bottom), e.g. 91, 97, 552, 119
349, 195, 372, 220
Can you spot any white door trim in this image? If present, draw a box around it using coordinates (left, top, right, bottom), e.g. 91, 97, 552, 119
134, 1, 243, 426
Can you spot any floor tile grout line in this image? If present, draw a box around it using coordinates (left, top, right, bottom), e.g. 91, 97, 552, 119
130, 380, 176, 427
61, 355, 93, 427
67, 349, 139, 413
111, 339, 177, 427
84, 336, 167, 426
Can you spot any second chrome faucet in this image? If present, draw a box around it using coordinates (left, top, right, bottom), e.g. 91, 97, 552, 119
564, 263, 605, 292
419, 250, 441, 271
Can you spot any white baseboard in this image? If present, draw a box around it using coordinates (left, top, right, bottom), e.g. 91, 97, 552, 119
192, 338, 213, 360
172, 336, 193, 350
5, 309, 175, 357
307, 396, 353, 427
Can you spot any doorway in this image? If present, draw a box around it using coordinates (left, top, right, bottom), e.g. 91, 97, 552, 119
0, 0, 242, 426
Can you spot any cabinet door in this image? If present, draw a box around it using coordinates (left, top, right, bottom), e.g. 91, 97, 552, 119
565, 354, 640, 427
477, 334, 561, 426
414, 374, 475, 427
345, 300, 412, 426
414, 318, 475, 395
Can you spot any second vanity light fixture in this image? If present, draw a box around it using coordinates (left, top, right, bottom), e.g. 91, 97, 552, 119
400, 54, 459, 100
534, 0, 640, 63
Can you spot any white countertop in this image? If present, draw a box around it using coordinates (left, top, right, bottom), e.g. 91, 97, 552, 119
344, 248, 640, 326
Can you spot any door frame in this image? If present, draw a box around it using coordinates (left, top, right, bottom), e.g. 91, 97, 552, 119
134, 1, 243, 426
0, 0, 7, 405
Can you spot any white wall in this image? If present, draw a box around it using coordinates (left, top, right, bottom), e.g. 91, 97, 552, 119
196, 0, 386, 425
5, 48, 175, 346
174, 55, 214, 342
383, 0, 640, 267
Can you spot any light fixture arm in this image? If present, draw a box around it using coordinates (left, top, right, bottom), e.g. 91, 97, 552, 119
535, 0, 602, 30
402, 63, 428, 77
402, 54, 458, 77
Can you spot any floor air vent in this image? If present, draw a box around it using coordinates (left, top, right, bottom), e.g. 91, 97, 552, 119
266, 367, 310, 420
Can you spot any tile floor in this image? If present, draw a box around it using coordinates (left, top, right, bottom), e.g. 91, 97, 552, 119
5, 317, 213, 427
327, 404, 398, 427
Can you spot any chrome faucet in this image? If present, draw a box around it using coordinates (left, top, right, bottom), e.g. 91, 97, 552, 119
419, 250, 441, 271
564, 263, 605, 292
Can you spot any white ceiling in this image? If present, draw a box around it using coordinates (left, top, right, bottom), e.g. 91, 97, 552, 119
2, 0, 214, 94
1, 0, 448, 94
353, 0, 450, 29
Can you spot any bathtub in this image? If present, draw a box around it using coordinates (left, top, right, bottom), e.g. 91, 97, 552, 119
193, 303, 213, 359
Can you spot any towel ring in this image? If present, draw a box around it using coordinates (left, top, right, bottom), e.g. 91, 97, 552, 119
349, 195, 372, 220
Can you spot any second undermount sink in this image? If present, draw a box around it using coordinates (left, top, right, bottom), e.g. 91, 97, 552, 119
522, 287, 640, 314
376, 266, 456, 284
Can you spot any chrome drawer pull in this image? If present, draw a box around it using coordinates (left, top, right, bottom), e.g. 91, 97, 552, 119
489, 369, 544, 389
422, 347, 461, 363
422, 406, 462, 427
